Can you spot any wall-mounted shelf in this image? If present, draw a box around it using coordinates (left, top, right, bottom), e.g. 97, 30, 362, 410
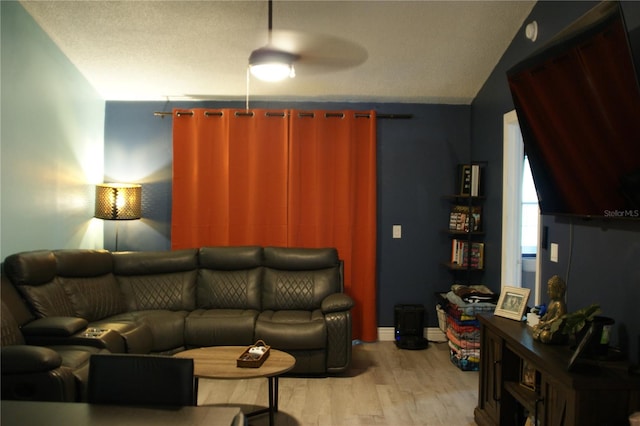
442, 262, 484, 271
443, 164, 487, 283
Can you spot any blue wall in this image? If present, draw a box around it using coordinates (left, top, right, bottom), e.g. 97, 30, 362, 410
104, 101, 471, 330
0, 2, 105, 260
471, 0, 640, 364
102, 102, 175, 252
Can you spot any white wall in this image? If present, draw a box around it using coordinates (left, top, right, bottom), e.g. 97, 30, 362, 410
0, 2, 105, 260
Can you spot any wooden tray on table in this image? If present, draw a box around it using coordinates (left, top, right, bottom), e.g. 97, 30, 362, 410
237, 340, 270, 368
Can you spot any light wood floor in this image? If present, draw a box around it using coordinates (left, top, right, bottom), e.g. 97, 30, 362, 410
196, 341, 479, 426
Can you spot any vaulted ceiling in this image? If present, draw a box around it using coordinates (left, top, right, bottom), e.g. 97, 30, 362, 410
21, 0, 536, 104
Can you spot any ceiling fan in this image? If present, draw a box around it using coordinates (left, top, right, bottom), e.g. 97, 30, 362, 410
248, 0, 368, 82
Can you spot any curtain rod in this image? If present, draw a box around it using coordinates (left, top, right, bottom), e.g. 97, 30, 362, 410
153, 111, 412, 119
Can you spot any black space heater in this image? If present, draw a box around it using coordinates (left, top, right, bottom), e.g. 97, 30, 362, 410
394, 304, 428, 350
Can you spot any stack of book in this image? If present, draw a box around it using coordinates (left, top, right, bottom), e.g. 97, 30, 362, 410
451, 239, 484, 269
449, 205, 482, 232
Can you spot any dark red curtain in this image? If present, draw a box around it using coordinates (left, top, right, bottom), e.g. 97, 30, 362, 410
172, 108, 377, 341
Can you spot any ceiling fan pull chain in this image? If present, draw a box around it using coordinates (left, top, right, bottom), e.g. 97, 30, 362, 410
245, 67, 251, 111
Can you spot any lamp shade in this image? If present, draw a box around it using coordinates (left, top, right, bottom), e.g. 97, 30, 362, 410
94, 183, 142, 220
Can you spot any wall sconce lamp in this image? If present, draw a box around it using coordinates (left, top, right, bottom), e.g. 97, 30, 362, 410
94, 183, 142, 251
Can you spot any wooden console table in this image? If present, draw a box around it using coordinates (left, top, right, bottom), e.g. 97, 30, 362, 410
474, 314, 640, 426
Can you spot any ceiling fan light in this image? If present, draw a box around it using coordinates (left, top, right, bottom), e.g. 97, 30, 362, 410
248, 48, 297, 82
250, 63, 294, 82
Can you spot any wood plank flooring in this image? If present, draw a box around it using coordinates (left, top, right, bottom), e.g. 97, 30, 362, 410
196, 341, 479, 426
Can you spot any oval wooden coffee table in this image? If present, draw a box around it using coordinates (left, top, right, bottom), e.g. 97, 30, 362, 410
175, 346, 295, 426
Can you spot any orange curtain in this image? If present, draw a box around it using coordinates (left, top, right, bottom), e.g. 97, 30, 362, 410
288, 110, 377, 342
172, 108, 377, 342
172, 109, 289, 247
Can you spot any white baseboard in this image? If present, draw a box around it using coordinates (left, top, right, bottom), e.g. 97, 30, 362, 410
377, 326, 447, 343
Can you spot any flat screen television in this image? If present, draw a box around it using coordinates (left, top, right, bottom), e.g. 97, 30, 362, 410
507, 1, 640, 220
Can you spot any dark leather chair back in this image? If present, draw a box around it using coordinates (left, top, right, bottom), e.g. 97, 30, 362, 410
87, 354, 195, 406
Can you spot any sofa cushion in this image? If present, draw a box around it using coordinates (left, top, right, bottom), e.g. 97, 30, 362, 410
198, 246, 263, 270
54, 250, 113, 277
118, 272, 198, 311
263, 247, 339, 271
185, 309, 258, 347
114, 250, 198, 311
197, 246, 263, 310
53, 250, 125, 321
17, 281, 75, 318
3, 250, 57, 286
262, 268, 340, 311
120, 310, 189, 353
262, 247, 341, 311
3, 250, 73, 318
197, 269, 262, 310
48, 346, 93, 370
58, 274, 126, 322
113, 249, 198, 275
255, 310, 326, 350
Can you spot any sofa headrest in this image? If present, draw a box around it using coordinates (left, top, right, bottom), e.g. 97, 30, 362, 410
263, 247, 339, 270
3, 250, 57, 286
54, 250, 113, 277
199, 246, 263, 270
113, 249, 198, 275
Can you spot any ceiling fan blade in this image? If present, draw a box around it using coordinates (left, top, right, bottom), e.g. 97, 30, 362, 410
269, 30, 368, 74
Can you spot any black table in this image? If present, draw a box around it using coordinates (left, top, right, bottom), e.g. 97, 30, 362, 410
1, 400, 246, 426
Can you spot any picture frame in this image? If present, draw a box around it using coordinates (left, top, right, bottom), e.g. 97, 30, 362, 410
494, 286, 530, 321
457, 164, 472, 195
567, 322, 595, 371
520, 359, 537, 391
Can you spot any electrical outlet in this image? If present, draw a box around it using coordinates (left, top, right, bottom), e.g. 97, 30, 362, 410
550, 243, 559, 262
392, 224, 402, 239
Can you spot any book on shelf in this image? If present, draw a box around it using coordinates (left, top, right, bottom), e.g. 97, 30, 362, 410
449, 205, 482, 232
450, 239, 484, 269
471, 164, 481, 197
457, 163, 483, 196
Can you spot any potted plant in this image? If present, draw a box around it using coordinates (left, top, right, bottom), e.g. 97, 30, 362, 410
550, 303, 601, 343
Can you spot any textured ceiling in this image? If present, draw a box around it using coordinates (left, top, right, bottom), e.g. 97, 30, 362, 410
20, 0, 536, 104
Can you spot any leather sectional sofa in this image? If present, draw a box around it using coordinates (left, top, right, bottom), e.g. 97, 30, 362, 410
1, 246, 354, 402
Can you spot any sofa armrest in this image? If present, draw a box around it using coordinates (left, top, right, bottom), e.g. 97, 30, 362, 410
21, 316, 88, 337
321, 293, 354, 314
1, 345, 62, 374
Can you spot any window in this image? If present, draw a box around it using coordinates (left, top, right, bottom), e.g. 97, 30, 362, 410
521, 156, 539, 256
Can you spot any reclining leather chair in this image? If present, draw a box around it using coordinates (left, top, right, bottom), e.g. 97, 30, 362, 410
1, 274, 108, 402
